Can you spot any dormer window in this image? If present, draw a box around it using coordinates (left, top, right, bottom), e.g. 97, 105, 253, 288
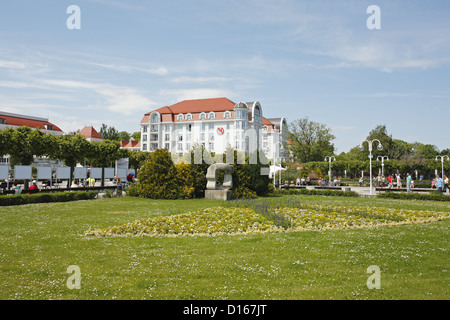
224, 111, 231, 119
45, 124, 53, 130
0, 118, 5, 124
200, 112, 206, 120
150, 113, 160, 123
208, 112, 215, 119
177, 114, 184, 121
186, 113, 193, 121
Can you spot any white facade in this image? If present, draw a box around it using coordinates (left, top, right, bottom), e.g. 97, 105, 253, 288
139, 98, 286, 160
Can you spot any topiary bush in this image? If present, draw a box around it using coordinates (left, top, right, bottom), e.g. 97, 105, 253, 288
136, 148, 181, 199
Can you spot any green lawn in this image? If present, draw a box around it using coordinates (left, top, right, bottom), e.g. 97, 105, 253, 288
0, 195, 448, 300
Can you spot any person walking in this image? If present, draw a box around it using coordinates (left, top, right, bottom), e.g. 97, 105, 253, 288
406, 173, 412, 193
436, 175, 443, 193
396, 174, 402, 189
444, 175, 449, 193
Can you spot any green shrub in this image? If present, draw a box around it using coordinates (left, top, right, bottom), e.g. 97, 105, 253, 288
136, 148, 181, 199
378, 191, 450, 201
274, 188, 359, 197
0, 191, 97, 206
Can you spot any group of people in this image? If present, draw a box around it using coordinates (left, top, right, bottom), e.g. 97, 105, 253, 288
432, 174, 449, 193
295, 177, 310, 186
374, 173, 411, 190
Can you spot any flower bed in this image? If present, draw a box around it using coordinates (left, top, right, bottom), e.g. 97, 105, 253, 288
85, 207, 281, 237
272, 203, 450, 231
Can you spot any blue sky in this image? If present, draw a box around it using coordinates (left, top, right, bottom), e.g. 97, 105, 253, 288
0, 0, 449, 153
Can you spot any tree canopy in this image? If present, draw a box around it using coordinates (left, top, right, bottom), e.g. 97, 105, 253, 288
287, 117, 335, 163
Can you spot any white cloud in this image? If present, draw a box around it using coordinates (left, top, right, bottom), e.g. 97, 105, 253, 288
169, 76, 235, 84
159, 88, 235, 103
40, 79, 157, 116
90, 62, 168, 76
0, 60, 26, 69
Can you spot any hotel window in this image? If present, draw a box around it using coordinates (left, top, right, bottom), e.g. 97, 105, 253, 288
208, 142, 214, 150
143, 143, 147, 150
186, 134, 191, 141
224, 111, 231, 119
201, 123, 206, 132
186, 113, 192, 121
142, 125, 148, 133
187, 124, 192, 132
209, 133, 214, 141
164, 124, 170, 132
235, 109, 247, 119
142, 134, 147, 142
177, 114, 184, 121
209, 123, 214, 130
200, 112, 206, 120
151, 113, 159, 123
177, 134, 183, 142
164, 134, 170, 141
200, 133, 205, 141
208, 112, 215, 119
186, 143, 191, 151
235, 122, 240, 129
150, 125, 158, 132
263, 133, 268, 141
226, 122, 230, 130
177, 143, 183, 151
164, 143, 170, 150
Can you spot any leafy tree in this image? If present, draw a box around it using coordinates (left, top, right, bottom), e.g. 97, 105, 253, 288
129, 150, 152, 174
6, 127, 50, 166
87, 140, 127, 187
0, 129, 11, 158
117, 131, 131, 141
287, 117, 335, 163
2, 127, 53, 189
99, 124, 119, 141
47, 134, 93, 187
131, 131, 141, 142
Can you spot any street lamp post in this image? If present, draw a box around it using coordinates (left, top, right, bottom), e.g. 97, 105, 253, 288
359, 139, 383, 196
272, 142, 284, 188
376, 155, 389, 177
435, 155, 449, 180
324, 156, 336, 186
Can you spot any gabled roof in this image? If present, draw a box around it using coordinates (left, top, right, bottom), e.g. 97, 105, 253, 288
121, 140, 140, 148
0, 111, 63, 132
262, 117, 273, 126
78, 126, 103, 139
145, 97, 236, 116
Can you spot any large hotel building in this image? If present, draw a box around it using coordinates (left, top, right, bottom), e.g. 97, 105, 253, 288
139, 97, 287, 160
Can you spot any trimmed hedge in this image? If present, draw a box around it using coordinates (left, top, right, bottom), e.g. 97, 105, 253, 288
377, 191, 450, 202
274, 188, 359, 197
0, 191, 97, 206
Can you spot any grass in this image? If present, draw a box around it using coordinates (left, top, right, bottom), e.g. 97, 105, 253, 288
0, 195, 448, 300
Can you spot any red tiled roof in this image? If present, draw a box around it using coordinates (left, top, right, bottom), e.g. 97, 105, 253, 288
146, 97, 236, 116
0, 113, 63, 132
78, 126, 103, 139
121, 140, 140, 148
262, 117, 273, 126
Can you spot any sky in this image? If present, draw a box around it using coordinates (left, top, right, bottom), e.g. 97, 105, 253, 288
0, 0, 449, 153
